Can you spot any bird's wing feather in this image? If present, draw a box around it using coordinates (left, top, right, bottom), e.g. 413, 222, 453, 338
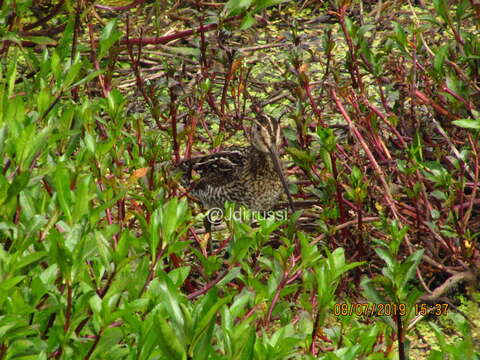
177, 146, 250, 186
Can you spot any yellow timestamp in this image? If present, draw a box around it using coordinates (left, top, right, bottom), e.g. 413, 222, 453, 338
332, 303, 450, 317
333, 303, 408, 317
415, 303, 449, 316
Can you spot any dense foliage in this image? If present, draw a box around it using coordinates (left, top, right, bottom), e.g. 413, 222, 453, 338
0, 0, 479, 359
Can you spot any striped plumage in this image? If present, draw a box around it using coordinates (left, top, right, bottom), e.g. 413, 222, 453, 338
178, 115, 294, 211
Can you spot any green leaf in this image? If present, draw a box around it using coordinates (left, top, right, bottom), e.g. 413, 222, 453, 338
433, 0, 449, 22
168, 266, 191, 287
229, 290, 254, 319
217, 267, 241, 286
400, 249, 424, 286
427, 350, 444, 360
19, 126, 52, 171
254, 0, 289, 12
0, 125, 6, 156
431, 190, 447, 200
452, 118, 480, 129
434, 44, 449, 75
36, 87, 52, 117
69, 69, 104, 89
392, 21, 408, 54
54, 163, 73, 224
234, 327, 255, 359
455, 0, 470, 22
72, 174, 92, 223
99, 20, 122, 59
6, 49, 18, 98
374, 248, 396, 270
155, 314, 187, 360
63, 60, 83, 89
240, 12, 255, 30
14, 251, 48, 271
411, 129, 424, 163
225, 0, 253, 12
156, 272, 185, 330
162, 46, 200, 57
6, 171, 30, 201
89, 294, 103, 316
0, 275, 26, 292
191, 290, 231, 352
22, 36, 57, 45
51, 51, 61, 83
58, 17, 75, 58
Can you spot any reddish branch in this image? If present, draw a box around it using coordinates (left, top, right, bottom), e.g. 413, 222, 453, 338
463, 134, 479, 234
187, 267, 232, 300
334, 6, 364, 91
24, 0, 65, 30
94, 0, 149, 11
330, 88, 400, 219
413, 90, 458, 119
119, 15, 243, 46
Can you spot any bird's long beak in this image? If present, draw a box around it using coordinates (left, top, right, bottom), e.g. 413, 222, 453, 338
268, 146, 295, 213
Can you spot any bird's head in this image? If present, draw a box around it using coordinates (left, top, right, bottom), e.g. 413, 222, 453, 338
251, 114, 295, 212
250, 115, 282, 154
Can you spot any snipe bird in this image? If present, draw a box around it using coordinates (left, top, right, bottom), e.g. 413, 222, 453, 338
178, 115, 295, 212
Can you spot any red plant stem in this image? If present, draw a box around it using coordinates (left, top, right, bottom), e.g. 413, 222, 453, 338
304, 78, 324, 127
0, 1, 16, 58
421, 220, 457, 256
94, 0, 148, 11
335, 6, 364, 91
330, 88, 399, 219
170, 92, 180, 163
185, 102, 202, 159
87, 24, 109, 98
220, 56, 234, 129
351, 96, 388, 161
24, 0, 65, 30
116, 198, 125, 243
140, 247, 167, 296
206, 92, 222, 120
331, 153, 349, 240
454, 198, 480, 210
74, 269, 117, 336
410, 33, 418, 132
413, 90, 457, 120
189, 228, 207, 257
264, 256, 298, 326
239, 304, 262, 323
21, 24, 66, 37
119, 15, 243, 46
440, 84, 474, 111
71, 2, 81, 61
463, 133, 479, 233
365, 102, 408, 149
199, 16, 208, 69
447, 18, 465, 47
265, 271, 288, 326
64, 282, 72, 333
84, 328, 104, 360
368, 100, 438, 225
187, 268, 232, 300
470, 1, 480, 18
96, 180, 113, 226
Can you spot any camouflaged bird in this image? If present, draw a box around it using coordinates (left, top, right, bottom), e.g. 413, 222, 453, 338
177, 115, 295, 212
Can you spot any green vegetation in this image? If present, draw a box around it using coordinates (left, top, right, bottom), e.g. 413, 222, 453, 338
0, 0, 479, 359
